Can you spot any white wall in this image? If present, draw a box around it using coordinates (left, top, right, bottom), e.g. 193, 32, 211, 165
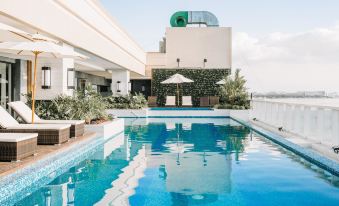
34, 57, 74, 100
0, 0, 146, 75
165, 27, 232, 69
111, 70, 130, 95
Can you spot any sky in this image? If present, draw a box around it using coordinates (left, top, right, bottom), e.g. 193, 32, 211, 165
101, 0, 339, 93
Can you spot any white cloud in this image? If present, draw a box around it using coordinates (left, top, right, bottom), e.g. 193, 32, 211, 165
233, 24, 339, 92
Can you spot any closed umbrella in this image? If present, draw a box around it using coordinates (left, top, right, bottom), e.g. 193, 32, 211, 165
161, 73, 194, 106
0, 35, 87, 123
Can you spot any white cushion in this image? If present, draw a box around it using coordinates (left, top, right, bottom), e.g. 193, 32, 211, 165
7, 124, 71, 130
182, 96, 192, 106
37, 119, 85, 125
7, 101, 40, 123
165, 96, 176, 106
0, 107, 20, 128
0, 133, 38, 142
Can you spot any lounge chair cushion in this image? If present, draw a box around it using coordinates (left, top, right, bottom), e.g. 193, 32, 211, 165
6, 124, 71, 130
0, 133, 38, 142
8, 101, 84, 125
0, 107, 20, 128
182, 96, 192, 106
165, 96, 176, 106
37, 120, 85, 125
8, 101, 42, 123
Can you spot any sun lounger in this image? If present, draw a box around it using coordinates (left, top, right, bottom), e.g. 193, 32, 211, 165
209, 96, 220, 106
165, 96, 176, 107
200, 96, 210, 107
8, 101, 85, 137
0, 133, 38, 161
148, 96, 157, 107
0, 107, 70, 145
182, 96, 192, 107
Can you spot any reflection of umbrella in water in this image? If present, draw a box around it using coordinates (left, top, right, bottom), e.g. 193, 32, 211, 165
0, 34, 87, 123
161, 73, 194, 106
0, 78, 8, 84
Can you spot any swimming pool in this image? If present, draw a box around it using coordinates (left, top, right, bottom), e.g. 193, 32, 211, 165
8, 118, 339, 205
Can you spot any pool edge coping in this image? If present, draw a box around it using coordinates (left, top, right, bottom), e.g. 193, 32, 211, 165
230, 117, 339, 177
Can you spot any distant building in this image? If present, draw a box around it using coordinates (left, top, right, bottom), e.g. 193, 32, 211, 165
130, 11, 232, 98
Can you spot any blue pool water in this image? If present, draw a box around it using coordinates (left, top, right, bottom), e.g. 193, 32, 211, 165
10, 118, 339, 205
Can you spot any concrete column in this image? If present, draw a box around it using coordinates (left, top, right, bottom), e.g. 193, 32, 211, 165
34, 57, 74, 100
111, 70, 130, 95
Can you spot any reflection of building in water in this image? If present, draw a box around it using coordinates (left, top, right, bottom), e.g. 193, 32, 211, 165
15, 133, 145, 206
149, 122, 239, 204
94, 146, 147, 206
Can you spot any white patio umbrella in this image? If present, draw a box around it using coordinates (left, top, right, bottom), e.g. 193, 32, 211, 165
0, 35, 87, 123
216, 79, 225, 85
0, 22, 32, 42
161, 73, 194, 106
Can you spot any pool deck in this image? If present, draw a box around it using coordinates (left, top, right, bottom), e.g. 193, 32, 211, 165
0, 132, 97, 177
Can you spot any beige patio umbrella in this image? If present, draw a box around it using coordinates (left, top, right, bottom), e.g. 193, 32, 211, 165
0, 35, 87, 123
0, 22, 32, 42
161, 73, 194, 106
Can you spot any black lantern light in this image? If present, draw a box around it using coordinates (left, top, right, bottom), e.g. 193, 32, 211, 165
67, 68, 75, 89
41, 66, 51, 89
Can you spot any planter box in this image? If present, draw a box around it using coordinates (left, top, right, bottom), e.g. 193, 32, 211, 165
85, 119, 124, 139
106, 109, 148, 118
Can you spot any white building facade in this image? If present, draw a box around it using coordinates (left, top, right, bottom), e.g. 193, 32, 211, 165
0, 0, 146, 110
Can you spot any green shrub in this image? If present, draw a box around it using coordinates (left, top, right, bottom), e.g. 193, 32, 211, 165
25, 86, 109, 124
105, 93, 147, 109
218, 69, 250, 109
152, 68, 230, 106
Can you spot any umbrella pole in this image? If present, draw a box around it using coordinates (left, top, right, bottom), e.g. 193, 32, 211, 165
31, 52, 39, 124
176, 83, 179, 107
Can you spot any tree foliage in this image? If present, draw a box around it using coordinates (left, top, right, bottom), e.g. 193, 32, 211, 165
217, 69, 250, 109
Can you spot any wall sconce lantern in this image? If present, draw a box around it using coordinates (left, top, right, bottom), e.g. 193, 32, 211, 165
116, 81, 121, 93
67, 68, 75, 89
128, 81, 131, 92
176, 58, 180, 67
41, 66, 51, 89
141, 85, 145, 92
203, 58, 207, 68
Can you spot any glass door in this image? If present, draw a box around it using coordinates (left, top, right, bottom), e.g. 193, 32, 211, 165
0, 62, 11, 110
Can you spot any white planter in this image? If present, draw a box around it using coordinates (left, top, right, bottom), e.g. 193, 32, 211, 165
106, 109, 148, 118
85, 118, 124, 139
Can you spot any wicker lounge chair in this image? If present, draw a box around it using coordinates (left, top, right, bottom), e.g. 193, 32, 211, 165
0, 133, 38, 161
148, 96, 157, 107
165, 96, 176, 107
0, 107, 70, 145
8, 101, 85, 137
209, 96, 220, 106
200, 96, 210, 107
182, 96, 192, 107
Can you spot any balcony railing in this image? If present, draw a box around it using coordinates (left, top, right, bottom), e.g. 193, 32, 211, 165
251, 99, 339, 146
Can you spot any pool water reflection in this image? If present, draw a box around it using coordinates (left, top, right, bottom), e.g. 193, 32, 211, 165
14, 118, 339, 206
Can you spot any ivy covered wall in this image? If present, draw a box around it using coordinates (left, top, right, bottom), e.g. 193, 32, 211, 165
152, 68, 230, 106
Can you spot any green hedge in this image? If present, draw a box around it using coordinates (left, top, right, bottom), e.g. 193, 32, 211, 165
152, 68, 230, 106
